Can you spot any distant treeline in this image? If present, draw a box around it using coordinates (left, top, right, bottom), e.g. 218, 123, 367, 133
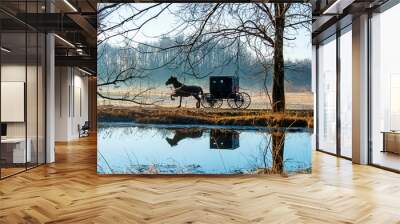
98, 36, 311, 92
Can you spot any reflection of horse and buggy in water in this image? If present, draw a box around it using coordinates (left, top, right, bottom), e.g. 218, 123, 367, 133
165, 75, 251, 109
165, 127, 240, 150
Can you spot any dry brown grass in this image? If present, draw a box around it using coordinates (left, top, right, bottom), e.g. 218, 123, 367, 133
98, 90, 314, 110
98, 105, 313, 128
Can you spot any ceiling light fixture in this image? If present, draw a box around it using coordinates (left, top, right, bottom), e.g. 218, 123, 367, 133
76, 49, 85, 55
78, 67, 93, 76
1, 47, 11, 53
54, 34, 75, 48
63, 0, 78, 12
322, 0, 354, 15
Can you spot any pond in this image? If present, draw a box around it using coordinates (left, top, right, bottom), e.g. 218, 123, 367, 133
97, 123, 312, 175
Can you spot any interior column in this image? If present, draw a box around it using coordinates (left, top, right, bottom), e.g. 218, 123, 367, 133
352, 14, 369, 164
46, 0, 55, 163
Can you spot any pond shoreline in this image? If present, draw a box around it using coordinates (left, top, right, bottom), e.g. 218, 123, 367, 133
98, 122, 313, 132
98, 106, 313, 128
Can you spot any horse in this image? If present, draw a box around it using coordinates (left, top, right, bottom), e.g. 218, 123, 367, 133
165, 76, 203, 108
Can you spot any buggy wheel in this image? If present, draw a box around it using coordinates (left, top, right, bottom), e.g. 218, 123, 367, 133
238, 92, 251, 109
227, 92, 251, 109
227, 96, 241, 109
201, 93, 223, 109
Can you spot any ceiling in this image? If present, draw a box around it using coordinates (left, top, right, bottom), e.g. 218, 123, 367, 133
0, 0, 97, 75
312, 0, 390, 44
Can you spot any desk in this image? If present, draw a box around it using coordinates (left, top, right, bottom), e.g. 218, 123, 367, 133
382, 131, 400, 154
1, 138, 31, 163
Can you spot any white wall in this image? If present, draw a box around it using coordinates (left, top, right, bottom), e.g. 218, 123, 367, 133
1, 65, 26, 138
55, 67, 89, 141
72, 73, 89, 138
1, 62, 47, 165
1, 64, 44, 138
55, 66, 69, 141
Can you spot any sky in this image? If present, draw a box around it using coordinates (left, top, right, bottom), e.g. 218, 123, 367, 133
100, 3, 312, 61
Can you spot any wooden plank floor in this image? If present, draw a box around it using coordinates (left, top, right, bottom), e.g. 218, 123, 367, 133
1, 135, 400, 224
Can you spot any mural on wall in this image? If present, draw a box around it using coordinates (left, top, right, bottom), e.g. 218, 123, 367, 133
97, 3, 313, 175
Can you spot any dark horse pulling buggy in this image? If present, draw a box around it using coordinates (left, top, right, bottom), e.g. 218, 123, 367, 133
165, 75, 251, 109
201, 76, 251, 109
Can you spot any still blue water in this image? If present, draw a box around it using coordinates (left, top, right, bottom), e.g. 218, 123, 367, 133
97, 123, 312, 175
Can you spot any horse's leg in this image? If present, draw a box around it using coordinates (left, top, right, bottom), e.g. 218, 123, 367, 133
194, 94, 201, 108
177, 96, 182, 108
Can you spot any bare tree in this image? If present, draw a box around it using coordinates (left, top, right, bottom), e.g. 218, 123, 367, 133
97, 3, 311, 111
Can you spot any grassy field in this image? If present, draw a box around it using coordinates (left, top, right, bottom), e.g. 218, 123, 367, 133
98, 106, 314, 128
98, 88, 314, 110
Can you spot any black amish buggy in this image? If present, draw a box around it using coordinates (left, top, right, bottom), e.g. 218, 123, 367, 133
201, 76, 251, 109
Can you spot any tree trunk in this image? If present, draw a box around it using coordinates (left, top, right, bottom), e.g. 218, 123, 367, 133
272, 5, 285, 113
271, 130, 285, 173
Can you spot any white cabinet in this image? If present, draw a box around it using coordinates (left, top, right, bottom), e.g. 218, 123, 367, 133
1, 138, 32, 163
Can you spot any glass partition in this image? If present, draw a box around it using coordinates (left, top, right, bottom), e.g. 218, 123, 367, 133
1, 31, 28, 177
339, 27, 352, 158
317, 35, 337, 154
0, 1, 46, 179
27, 31, 38, 169
370, 4, 400, 171
38, 32, 45, 165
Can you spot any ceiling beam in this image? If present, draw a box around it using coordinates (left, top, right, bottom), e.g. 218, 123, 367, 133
55, 55, 96, 73
67, 13, 97, 46
14, 13, 83, 32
